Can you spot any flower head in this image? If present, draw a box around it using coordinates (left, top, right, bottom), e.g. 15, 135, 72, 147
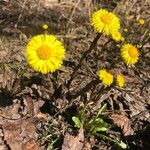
124, 28, 128, 32
116, 74, 125, 87
26, 34, 65, 74
121, 37, 125, 41
98, 69, 113, 86
42, 24, 49, 30
111, 31, 122, 42
121, 44, 139, 65
138, 19, 145, 25
91, 9, 120, 35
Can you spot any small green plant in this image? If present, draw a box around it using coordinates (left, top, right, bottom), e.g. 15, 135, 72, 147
40, 122, 59, 150
72, 103, 127, 149
72, 103, 109, 133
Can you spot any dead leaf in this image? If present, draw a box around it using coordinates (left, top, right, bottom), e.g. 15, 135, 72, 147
3, 121, 23, 149
23, 139, 41, 150
111, 114, 134, 136
0, 145, 8, 150
62, 126, 84, 150
1, 102, 21, 119
0, 136, 9, 150
82, 142, 91, 150
34, 100, 45, 115
35, 112, 48, 121
23, 96, 34, 117
2, 118, 39, 150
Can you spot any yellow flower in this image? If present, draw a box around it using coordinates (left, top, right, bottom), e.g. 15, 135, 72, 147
42, 24, 49, 30
91, 9, 120, 35
98, 69, 113, 86
111, 31, 122, 42
121, 37, 125, 41
26, 34, 65, 74
124, 28, 128, 32
121, 44, 139, 65
116, 74, 125, 87
138, 19, 145, 25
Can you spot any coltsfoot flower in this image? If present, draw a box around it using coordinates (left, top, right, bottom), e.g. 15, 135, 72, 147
111, 31, 122, 42
98, 69, 113, 86
116, 74, 125, 87
121, 44, 139, 65
138, 19, 145, 25
121, 37, 125, 41
124, 28, 128, 32
91, 9, 120, 35
42, 24, 49, 30
26, 34, 65, 74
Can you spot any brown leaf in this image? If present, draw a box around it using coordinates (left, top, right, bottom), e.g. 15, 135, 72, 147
0, 145, 8, 150
3, 121, 23, 149
82, 142, 92, 150
34, 100, 45, 115
23, 96, 34, 117
111, 114, 134, 136
2, 118, 39, 150
35, 112, 48, 121
62, 126, 84, 150
23, 139, 41, 150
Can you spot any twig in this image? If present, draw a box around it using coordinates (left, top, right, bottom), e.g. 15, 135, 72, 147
15, 0, 27, 26
67, 0, 80, 28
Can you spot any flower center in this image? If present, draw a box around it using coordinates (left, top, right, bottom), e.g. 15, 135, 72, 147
101, 13, 112, 24
37, 45, 51, 60
128, 46, 138, 58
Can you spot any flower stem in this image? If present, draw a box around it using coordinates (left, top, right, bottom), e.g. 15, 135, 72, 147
66, 33, 101, 89
70, 79, 99, 99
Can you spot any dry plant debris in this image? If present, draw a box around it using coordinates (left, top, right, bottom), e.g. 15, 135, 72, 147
0, 95, 46, 150
62, 126, 84, 150
111, 114, 134, 136
0, 0, 150, 149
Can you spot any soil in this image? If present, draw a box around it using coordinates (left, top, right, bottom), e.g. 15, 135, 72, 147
0, 0, 150, 150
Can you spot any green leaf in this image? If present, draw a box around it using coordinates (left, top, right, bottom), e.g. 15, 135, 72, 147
117, 141, 127, 149
92, 118, 110, 133
95, 103, 107, 119
94, 127, 108, 132
94, 118, 109, 127
95, 118, 104, 123
112, 0, 117, 4
72, 116, 81, 128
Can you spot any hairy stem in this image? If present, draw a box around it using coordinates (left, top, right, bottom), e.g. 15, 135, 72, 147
66, 33, 101, 88
70, 79, 99, 99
